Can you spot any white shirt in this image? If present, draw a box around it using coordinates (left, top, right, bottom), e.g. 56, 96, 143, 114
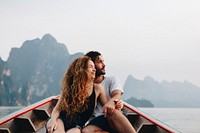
93, 76, 124, 117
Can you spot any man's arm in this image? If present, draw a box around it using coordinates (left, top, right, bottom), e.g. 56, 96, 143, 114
110, 90, 122, 101
104, 90, 122, 116
109, 76, 123, 103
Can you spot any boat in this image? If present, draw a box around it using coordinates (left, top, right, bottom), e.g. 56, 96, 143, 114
0, 95, 179, 133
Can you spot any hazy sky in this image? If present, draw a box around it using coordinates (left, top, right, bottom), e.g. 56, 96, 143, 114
0, 0, 200, 87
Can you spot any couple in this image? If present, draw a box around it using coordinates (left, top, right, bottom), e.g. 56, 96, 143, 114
46, 51, 136, 133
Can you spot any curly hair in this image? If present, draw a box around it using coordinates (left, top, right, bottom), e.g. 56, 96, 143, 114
58, 56, 93, 120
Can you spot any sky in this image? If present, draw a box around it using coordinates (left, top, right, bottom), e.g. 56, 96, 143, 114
0, 0, 200, 87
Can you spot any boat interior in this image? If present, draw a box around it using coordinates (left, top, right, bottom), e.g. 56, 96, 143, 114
0, 96, 177, 133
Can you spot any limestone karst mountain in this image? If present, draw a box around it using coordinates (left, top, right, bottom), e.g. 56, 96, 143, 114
123, 75, 200, 108
0, 34, 83, 106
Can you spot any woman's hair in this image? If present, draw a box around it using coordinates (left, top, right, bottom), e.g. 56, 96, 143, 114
58, 56, 93, 120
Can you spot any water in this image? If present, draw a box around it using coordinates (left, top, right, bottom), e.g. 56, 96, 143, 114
0, 106, 23, 119
140, 108, 200, 133
0, 107, 199, 133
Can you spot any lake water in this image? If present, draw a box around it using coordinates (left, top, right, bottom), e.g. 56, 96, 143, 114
0, 106, 23, 119
0, 107, 199, 133
140, 108, 200, 133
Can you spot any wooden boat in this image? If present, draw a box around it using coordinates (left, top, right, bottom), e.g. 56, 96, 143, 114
0, 96, 179, 133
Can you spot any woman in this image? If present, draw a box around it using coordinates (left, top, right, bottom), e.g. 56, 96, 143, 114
46, 56, 109, 133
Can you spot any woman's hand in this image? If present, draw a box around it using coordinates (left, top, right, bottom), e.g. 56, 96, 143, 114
46, 118, 57, 133
114, 99, 124, 110
102, 100, 116, 117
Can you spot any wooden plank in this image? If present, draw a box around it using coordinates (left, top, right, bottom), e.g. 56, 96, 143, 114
0, 96, 57, 125
0, 128, 11, 133
33, 119, 47, 132
126, 112, 140, 130
52, 98, 59, 106
36, 126, 47, 133
137, 123, 157, 133
126, 112, 139, 122
36, 102, 55, 116
124, 103, 177, 133
33, 109, 50, 120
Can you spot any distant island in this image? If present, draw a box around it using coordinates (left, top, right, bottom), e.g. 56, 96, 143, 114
124, 97, 154, 107
1, 34, 200, 108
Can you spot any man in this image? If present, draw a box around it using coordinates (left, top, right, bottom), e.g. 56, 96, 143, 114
82, 51, 136, 133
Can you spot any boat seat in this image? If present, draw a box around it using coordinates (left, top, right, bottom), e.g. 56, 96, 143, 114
32, 109, 50, 131
52, 98, 59, 106
14, 117, 36, 132
33, 108, 50, 119
126, 112, 140, 129
126, 112, 139, 121
0, 128, 11, 133
13, 109, 50, 132
126, 112, 155, 132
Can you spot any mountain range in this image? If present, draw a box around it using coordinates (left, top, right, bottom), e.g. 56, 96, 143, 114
0, 34, 83, 105
123, 75, 200, 107
1, 34, 200, 108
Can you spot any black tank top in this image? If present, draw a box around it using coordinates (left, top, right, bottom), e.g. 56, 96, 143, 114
59, 86, 96, 130
76, 86, 96, 127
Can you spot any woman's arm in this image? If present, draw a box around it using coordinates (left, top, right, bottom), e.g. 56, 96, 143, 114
46, 92, 63, 133
95, 84, 115, 118
98, 84, 109, 106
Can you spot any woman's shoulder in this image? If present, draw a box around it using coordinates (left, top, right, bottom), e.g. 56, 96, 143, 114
93, 83, 105, 97
94, 83, 103, 89
94, 83, 103, 92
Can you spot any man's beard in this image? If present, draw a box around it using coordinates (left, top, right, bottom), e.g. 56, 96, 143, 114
96, 68, 106, 76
